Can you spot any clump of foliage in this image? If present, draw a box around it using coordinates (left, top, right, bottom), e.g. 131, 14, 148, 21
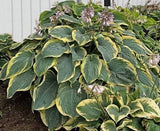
0, 34, 19, 83
136, 0, 160, 15
133, 8, 160, 53
1, 1, 160, 130
0, 34, 18, 118
0, 34, 14, 68
116, 2, 160, 54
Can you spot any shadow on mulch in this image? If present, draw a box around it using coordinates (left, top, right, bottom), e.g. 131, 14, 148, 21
0, 83, 48, 131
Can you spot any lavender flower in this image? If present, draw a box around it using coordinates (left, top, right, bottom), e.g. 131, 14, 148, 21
34, 20, 43, 36
98, 10, 114, 30
149, 54, 160, 66
55, 11, 64, 19
49, 16, 54, 22
63, 5, 72, 14
49, 5, 65, 22
55, 5, 61, 11
38, 31, 43, 37
81, 7, 94, 23
49, 10, 64, 22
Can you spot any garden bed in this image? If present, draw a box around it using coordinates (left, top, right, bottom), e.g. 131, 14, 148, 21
0, 84, 47, 131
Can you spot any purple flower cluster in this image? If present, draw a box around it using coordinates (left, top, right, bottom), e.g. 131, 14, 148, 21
98, 10, 114, 30
34, 20, 43, 36
50, 11, 64, 22
49, 4, 72, 22
80, 7, 114, 30
81, 7, 94, 23
63, 5, 72, 14
50, 5, 65, 22
55, 11, 65, 19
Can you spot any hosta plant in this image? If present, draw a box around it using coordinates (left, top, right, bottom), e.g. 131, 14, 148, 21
0, 34, 16, 69
115, 6, 160, 53
1, 1, 160, 130
0, 34, 19, 119
0, 34, 19, 83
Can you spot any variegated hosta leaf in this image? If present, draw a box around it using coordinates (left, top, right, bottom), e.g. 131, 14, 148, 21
71, 46, 87, 61
59, 14, 81, 25
64, 117, 99, 131
154, 117, 160, 123
150, 70, 160, 90
39, 10, 55, 28
154, 99, 160, 126
6, 51, 34, 78
117, 118, 144, 131
32, 71, 58, 110
77, 120, 100, 131
131, 97, 160, 119
64, 117, 85, 130
58, 0, 75, 8
9, 42, 22, 50
76, 99, 103, 121
26, 32, 43, 40
126, 118, 145, 131
105, 104, 130, 123
114, 92, 130, 106
135, 83, 155, 98
112, 10, 129, 25
33, 53, 55, 76
136, 68, 153, 87
0, 45, 8, 52
129, 87, 141, 101
7, 69, 35, 98
129, 100, 143, 114
120, 45, 137, 66
97, 91, 113, 107
49, 25, 73, 42
146, 120, 160, 131
98, 60, 110, 82
39, 10, 54, 22
155, 98, 160, 108
108, 57, 137, 86
72, 3, 86, 16
79, 75, 87, 84
101, 120, 116, 131
95, 35, 118, 62
0, 33, 11, 42
116, 119, 132, 130
122, 126, 132, 131
0, 58, 7, 69
70, 66, 81, 84
81, 54, 102, 83
142, 44, 152, 55
122, 36, 146, 55
56, 54, 76, 83
72, 30, 91, 46
113, 33, 123, 43
41, 39, 70, 58
0, 63, 8, 80
0, 44, 7, 51
40, 106, 63, 130
56, 82, 86, 118
19, 40, 40, 51
111, 85, 128, 94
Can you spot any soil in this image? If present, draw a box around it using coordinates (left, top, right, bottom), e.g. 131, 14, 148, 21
0, 83, 48, 131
